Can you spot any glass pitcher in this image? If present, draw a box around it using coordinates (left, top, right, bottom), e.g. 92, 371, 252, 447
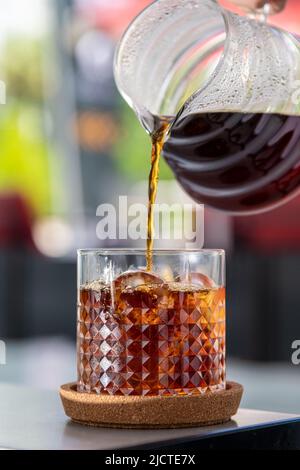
114, 0, 300, 214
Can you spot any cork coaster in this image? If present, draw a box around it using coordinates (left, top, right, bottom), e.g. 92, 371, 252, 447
60, 382, 243, 429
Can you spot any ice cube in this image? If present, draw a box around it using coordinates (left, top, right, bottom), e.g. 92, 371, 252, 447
113, 270, 166, 313
113, 270, 164, 292
177, 272, 215, 288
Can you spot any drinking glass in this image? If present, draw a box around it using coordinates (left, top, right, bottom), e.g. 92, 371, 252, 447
77, 249, 225, 396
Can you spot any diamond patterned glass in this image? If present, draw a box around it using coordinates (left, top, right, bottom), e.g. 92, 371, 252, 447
77, 250, 225, 396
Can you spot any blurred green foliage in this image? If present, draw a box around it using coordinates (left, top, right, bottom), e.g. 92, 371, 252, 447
0, 101, 51, 214
114, 101, 173, 182
0, 37, 51, 214
2, 38, 44, 102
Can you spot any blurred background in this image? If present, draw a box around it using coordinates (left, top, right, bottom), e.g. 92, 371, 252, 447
0, 0, 300, 413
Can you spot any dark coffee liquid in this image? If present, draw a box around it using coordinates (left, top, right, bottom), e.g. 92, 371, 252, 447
163, 112, 300, 213
78, 279, 225, 395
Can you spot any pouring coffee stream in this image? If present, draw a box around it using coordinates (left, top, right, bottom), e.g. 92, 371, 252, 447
114, 0, 300, 265
146, 118, 170, 270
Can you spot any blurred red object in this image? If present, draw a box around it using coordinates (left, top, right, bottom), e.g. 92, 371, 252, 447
235, 195, 300, 251
77, 0, 300, 38
76, 0, 300, 39
75, 0, 153, 38
0, 192, 36, 250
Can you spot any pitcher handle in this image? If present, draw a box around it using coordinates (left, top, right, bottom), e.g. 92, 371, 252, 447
226, 0, 287, 19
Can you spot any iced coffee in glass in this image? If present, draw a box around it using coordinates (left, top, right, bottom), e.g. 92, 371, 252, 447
77, 249, 225, 396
